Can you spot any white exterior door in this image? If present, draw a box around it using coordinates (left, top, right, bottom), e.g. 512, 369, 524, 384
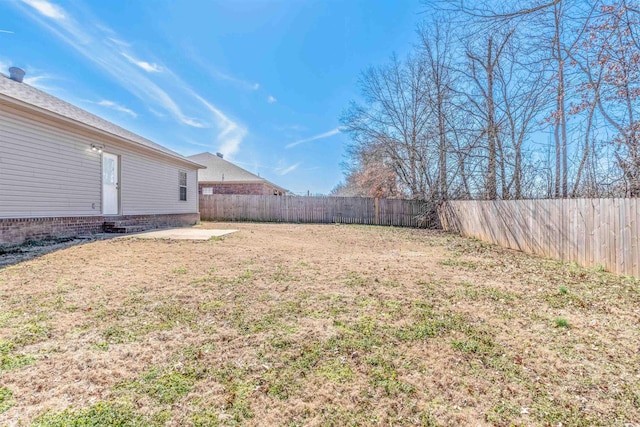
102, 152, 119, 215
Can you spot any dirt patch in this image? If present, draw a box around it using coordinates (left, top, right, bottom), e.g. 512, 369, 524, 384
0, 222, 638, 426
0, 237, 94, 268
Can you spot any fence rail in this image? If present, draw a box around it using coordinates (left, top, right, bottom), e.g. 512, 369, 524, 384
439, 199, 640, 277
199, 195, 430, 228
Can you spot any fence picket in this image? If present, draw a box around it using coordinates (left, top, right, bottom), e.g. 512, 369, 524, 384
199, 195, 432, 228
439, 199, 639, 278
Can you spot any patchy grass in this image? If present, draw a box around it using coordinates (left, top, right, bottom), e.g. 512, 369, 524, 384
0, 222, 639, 425
122, 368, 197, 405
31, 402, 147, 427
0, 388, 14, 414
0, 340, 36, 372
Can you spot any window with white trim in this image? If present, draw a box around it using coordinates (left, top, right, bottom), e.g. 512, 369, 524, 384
179, 171, 187, 201
202, 187, 213, 195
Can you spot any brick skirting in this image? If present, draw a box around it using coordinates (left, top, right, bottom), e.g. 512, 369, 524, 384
0, 212, 200, 247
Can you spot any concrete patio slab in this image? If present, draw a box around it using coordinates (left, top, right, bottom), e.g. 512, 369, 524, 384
119, 228, 238, 240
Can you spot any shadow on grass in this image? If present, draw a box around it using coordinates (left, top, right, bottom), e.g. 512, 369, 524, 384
0, 237, 100, 268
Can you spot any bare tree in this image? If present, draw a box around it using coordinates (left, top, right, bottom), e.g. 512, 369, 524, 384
341, 54, 437, 199
419, 21, 456, 200
571, 1, 640, 196
495, 39, 550, 198
338, 0, 638, 201
460, 30, 514, 199
429, 0, 596, 198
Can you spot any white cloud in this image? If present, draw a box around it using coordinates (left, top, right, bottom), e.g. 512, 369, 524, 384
184, 47, 260, 92
20, 0, 65, 20
181, 137, 211, 149
148, 108, 166, 118
97, 100, 137, 118
0, 59, 10, 74
0, 30, 14, 34
286, 127, 342, 149
275, 124, 307, 132
212, 69, 259, 91
267, 95, 277, 104
107, 37, 130, 47
14, 2, 210, 129
188, 92, 247, 159
23, 74, 53, 89
121, 52, 163, 73
14, 0, 250, 154
276, 162, 301, 176
210, 69, 260, 92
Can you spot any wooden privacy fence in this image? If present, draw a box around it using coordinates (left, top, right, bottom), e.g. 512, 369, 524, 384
439, 199, 640, 277
199, 195, 430, 228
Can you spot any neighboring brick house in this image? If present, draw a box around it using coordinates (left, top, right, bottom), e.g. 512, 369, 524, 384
0, 67, 204, 246
187, 152, 286, 196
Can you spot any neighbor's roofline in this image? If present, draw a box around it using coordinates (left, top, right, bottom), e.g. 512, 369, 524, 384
0, 92, 206, 169
188, 152, 287, 191
200, 179, 287, 191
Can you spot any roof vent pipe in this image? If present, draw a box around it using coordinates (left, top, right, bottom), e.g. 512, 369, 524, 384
216, 152, 224, 158
8, 67, 25, 83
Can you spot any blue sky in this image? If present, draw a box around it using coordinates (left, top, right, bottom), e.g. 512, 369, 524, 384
0, 0, 423, 194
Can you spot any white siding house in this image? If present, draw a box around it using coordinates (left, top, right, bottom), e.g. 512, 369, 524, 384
0, 68, 204, 245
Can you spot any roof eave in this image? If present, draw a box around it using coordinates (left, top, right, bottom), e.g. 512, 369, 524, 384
0, 92, 205, 169
200, 180, 287, 191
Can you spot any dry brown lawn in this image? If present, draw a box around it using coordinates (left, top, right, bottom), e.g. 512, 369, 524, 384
0, 222, 638, 426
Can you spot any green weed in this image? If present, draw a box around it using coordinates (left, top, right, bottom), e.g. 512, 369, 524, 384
316, 358, 354, 383
102, 325, 136, 344
0, 387, 14, 413
0, 310, 20, 327
366, 354, 416, 396
212, 367, 255, 421
345, 272, 369, 287
0, 340, 36, 371
199, 300, 224, 312
272, 265, 298, 282
191, 409, 220, 427
15, 322, 49, 345
439, 259, 478, 269
31, 402, 146, 427
554, 317, 570, 328
121, 367, 197, 405
262, 342, 324, 400
396, 306, 462, 341
457, 285, 517, 303
486, 400, 520, 424
154, 303, 196, 326
90, 342, 110, 351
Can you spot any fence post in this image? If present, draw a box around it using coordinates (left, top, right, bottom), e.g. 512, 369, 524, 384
375, 198, 379, 225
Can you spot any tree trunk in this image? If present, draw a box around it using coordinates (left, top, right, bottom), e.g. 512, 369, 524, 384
437, 92, 448, 200
572, 100, 596, 197
486, 38, 498, 200
554, 4, 568, 198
